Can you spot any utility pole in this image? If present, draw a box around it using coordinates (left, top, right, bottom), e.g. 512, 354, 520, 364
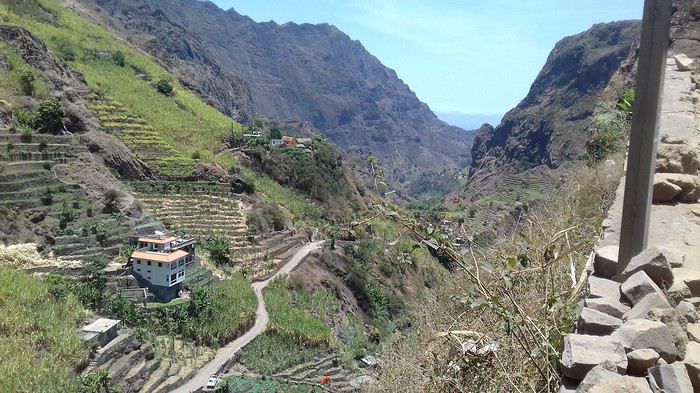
617, 0, 673, 273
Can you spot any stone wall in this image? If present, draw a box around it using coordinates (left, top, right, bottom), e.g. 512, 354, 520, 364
558, 7, 700, 390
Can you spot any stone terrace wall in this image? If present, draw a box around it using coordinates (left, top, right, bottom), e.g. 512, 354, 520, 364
558, 47, 700, 393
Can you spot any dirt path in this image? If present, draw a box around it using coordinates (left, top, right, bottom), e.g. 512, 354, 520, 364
172, 241, 323, 393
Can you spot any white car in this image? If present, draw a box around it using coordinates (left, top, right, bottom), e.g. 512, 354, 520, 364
206, 375, 219, 389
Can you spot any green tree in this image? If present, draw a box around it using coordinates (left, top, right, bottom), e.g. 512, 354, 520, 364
254, 118, 264, 129
112, 50, 126, 67
35, 98, 65, 133
269, 127, 283, 140
203, 236, 231, 265
154, 78, 174, 95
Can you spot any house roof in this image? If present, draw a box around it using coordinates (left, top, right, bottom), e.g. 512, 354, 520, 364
132, 249, 189, 263
138, 236, 177, 245
82, 318, 120, 333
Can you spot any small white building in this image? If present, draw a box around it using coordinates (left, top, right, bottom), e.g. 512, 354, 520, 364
79, 318, 120, 347
131, 234, 196, 289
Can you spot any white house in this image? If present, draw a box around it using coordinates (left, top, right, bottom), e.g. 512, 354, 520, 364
131, 234, 196, 290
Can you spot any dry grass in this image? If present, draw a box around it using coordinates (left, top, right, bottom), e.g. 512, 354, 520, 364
372, 160, 622, 393
0, 243, 80, 269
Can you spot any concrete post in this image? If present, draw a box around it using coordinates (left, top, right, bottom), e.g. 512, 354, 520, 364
617, 0, 673, 273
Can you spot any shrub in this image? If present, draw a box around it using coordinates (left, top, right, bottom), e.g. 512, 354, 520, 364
203, 236, 231, 265
154, 78, 174, 96
39, 141, 47, 151
6, 142, 13, 152
35, 99, 64, 134
112, 50, 126, 67
54, 39, 76, 62
103, 189, 121, 212
42, 161, 52, 170
191, 151, 201, 160
41, 187, 53, 205
19, 69, 35, 95
20, 130, 32, 143
586, 105, 629, 163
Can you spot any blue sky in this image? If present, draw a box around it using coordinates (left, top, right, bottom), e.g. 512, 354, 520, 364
211, 1, 643, 121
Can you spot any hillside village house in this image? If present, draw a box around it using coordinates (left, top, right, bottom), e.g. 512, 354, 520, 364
130, 233, 196, 300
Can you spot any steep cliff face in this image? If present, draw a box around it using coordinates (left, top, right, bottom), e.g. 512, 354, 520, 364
463, 21, 640, 202
80, 0, 474, 194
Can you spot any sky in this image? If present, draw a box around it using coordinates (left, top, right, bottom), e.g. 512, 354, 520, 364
211, 1, 644, 124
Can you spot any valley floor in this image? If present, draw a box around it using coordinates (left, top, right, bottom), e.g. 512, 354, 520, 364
173, 241, 323, 393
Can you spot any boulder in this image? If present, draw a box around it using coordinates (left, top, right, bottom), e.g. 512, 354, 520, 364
589, 276, 622, 299
686, 297, 700, 307
656, 143, 700, 175
612, 319, 678, 362
623, 293, 672, 321
653, 180, 683, 203
577, 307, 623, 335
627, 349, 660, 376
685, 362, 700, 392
648, 362, 694, 393
594, 245, 619, 279
620, 247, 674, 289
687, 323, 700, 343
684, 341, 700, 365
661, 135, 688, 145
576, 363, 652, 393
676, 301, 698, 323
585, 297, 631, 319
674, 53, 695, 71
560, 334, 628, 380
673, 268, 700, 297
668, 280, 692, 304
660, 174, 700, 203
621, 271, 667, 305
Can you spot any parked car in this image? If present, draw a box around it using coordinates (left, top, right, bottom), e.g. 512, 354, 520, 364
206, 375, 219, 390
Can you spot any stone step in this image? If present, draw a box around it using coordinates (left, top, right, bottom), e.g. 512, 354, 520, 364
153, 365, 194, 393
140, 360, 172, 393
0, 176, 54, 192
2, 151, 76, 162
0, 168, 50, 182
0, 160, 54, 171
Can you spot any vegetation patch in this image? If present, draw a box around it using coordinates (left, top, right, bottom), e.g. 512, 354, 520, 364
264, 278, 334, 347
0, 40, 48, 100
223, 375, 322, 393
0, 0, 245, 177
234, 333, 325, 375
0, 267, 89, 392
102, 272, 257, 347
372, 160, 623, 392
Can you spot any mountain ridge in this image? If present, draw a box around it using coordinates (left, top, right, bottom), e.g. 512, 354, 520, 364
81, 0, 475, 195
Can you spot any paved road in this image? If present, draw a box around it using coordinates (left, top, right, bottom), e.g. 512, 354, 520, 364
172, 241, 323, 393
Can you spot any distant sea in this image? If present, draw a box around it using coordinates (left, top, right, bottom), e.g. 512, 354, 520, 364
436, 112, 503, 131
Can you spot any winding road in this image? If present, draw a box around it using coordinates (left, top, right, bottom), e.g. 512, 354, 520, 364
172, 241, 323, 393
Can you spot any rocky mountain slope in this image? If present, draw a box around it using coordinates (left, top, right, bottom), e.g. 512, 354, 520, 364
75, 0, 474, 194
454, 21, 640, 205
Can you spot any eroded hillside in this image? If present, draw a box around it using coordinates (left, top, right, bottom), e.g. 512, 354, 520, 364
72, 0, 475, 196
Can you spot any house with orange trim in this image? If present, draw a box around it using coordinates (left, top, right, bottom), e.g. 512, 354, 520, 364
131, 233, 196, 295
